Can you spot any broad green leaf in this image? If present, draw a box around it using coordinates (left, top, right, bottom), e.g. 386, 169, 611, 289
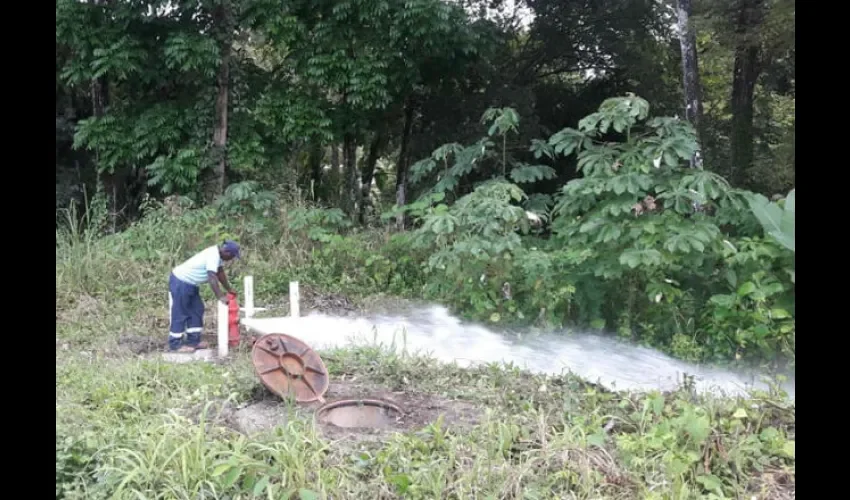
299, 489, 320, 500
619, 248, 663, 268
587, 433, 606, 447
737, 282, 756, 297
770, 308, 791, 319
683, 413, 711, 443
650, 393, 665, 416
253, 476, 270, 496
509, 164, 557, 183
747, 191, 795, 252
696, 474, 724, 494
596, 225, 623, 243
784, 188, 795, 213
579, 219, 602, 233
709, 294, 735, 308
211, 463, 231, 477
222, 467, 242, 488
389, 473, 412, 493
548, 127, 587, 156
782, 440, 795, 459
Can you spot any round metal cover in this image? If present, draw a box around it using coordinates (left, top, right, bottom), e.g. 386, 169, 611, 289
251, 333, 329, 403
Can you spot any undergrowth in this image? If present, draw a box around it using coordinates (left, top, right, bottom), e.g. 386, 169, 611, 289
56, 344, 795, 499
56, 195, 794, 498
55, 96, 795, 498
57, 95, 795, 365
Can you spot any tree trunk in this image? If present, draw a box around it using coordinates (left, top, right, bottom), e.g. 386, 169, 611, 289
329, 143, 341, 201
208, 0, 233, 201
331, 144, 340, 172
395, 101, 415, 230
211, 43, 231, 198
89, 0, 115, 230
308, 139, 324, 201
359, 129, 387, 224
730, 0, 765, 186
342, 133, 358, 218
91, 75, 121, 232
675, 0, 705, 167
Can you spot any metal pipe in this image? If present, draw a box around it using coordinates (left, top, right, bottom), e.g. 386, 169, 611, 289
217, 300, 228, 358
290, 281, 300, 318
244, 276, 255, 318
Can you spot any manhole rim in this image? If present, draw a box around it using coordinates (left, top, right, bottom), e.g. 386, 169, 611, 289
315, 398, 405, 426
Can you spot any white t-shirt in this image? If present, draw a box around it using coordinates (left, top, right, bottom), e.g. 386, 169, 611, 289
172, 245, 221, 286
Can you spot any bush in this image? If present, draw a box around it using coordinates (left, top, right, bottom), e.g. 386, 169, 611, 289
399, 95, 794, 363
55, 96, 794, 364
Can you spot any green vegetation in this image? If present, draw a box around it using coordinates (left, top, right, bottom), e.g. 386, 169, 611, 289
57, 0, 795, 498
56, 346, 795, 499
56, 179, 794, 498
401, 96, 794, 364
59, 96, 795, 365
56, 0, 795, 364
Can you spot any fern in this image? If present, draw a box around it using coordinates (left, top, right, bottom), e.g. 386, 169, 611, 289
509, 164, 556, 184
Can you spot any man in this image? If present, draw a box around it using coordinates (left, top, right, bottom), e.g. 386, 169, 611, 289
168, 240, 240, 352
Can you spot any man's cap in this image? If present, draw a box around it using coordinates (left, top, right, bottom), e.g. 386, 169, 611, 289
221, 240, 241, 258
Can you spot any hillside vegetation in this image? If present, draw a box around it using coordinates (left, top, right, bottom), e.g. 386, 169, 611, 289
56, 216, 795, 498
56, 0, 795, 497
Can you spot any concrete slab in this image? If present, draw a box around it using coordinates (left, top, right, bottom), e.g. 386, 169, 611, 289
161, 348, 216, 364
232, 400, 291, 434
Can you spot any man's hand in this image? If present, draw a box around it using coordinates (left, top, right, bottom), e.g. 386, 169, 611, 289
218, 295, 229, 306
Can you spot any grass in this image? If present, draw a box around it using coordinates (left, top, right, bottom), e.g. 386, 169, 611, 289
56, 202, 795, 499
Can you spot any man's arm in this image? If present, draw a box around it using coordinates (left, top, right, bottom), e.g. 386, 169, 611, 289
217, 266, 235, 294
207, 271, 228, 304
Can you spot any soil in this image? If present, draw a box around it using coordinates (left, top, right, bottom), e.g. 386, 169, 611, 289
117, 334, 162, 355
223, 379, 482, 442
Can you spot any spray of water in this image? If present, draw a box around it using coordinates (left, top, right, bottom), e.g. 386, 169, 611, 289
243, 304, 794, 400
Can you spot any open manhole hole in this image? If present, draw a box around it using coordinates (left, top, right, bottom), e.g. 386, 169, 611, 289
316, 399, 404, 429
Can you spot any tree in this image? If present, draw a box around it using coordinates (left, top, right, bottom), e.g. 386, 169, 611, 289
208, 0, 236, 198
694, 0, 794, 191
675, 0, 705, 166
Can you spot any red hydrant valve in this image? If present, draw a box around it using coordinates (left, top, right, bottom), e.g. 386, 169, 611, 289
227, 292, 240, 347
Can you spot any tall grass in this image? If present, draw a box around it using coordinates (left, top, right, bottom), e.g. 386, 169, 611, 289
56, 344, 795, 499
56, 195, 398, 308
56, 199, 795, 500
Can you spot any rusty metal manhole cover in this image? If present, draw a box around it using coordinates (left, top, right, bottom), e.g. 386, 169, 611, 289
251, 333, 329, 403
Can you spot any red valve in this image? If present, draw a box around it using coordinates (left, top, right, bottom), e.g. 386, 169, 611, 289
227, 292, 240, 347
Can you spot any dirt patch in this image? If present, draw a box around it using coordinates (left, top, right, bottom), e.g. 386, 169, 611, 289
117, 334, 162, 355
300, 287, 359, 315
748, 467, 795, 500
225, 380, 481, 442
251, 285, 361, 318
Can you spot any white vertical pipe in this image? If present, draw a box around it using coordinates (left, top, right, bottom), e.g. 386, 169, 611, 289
244, 276, 255, 319
217, 300, 228, 358
290, 281, 300, 318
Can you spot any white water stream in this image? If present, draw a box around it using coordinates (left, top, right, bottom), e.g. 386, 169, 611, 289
242, 304, 795, 401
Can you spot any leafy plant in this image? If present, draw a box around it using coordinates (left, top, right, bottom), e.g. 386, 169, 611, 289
286, 207, 353, 243
704, 271, 794, 359
214, 181, 278, 218
746, 189, 795, 285
397, 94, 794, 360
56, 431, 102, 499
